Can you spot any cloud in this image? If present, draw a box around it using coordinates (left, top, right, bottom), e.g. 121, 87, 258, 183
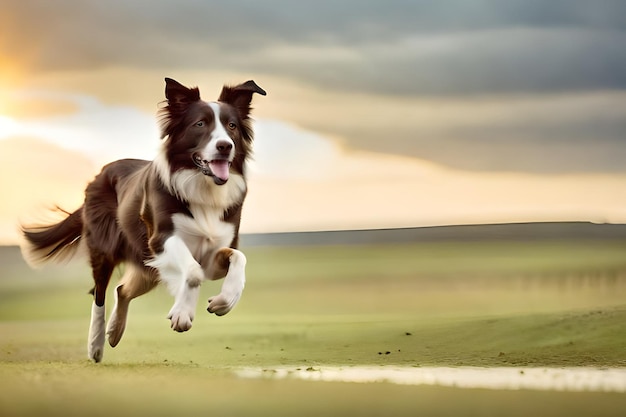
259, 84, 626, 174
1, 90, 160, 165
236, 27, 626, 96
4, 1, 626, 96
250, 120, 343, 180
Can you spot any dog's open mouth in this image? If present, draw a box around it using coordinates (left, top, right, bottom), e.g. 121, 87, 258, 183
193, 155, 231, 185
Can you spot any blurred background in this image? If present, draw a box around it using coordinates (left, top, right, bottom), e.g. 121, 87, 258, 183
1, 0, 626, 243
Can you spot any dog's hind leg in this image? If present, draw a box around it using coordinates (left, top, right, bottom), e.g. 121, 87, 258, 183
88, 254, 114, 363
106, 264, 157, 348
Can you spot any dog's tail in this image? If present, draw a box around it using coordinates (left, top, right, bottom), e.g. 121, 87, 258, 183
20, 206, 85, 268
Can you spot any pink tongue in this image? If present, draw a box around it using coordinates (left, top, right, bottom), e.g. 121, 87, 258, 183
209, 160, 230, 180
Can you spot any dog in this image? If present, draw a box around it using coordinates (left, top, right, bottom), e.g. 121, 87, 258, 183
20, 78, 266, 362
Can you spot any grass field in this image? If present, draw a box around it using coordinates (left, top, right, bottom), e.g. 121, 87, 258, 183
1, 238, 626, 416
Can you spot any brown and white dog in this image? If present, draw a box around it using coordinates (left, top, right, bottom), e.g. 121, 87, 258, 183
20, 78, 266, 362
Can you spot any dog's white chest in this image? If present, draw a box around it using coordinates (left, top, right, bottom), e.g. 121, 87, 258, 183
172, 206, 234, 266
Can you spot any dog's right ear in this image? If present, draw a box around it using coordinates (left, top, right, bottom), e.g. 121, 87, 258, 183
164, 78, 200, 109
160, 78, 201, 139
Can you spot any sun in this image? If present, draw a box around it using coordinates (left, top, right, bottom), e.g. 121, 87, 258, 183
0, 114, 19, 139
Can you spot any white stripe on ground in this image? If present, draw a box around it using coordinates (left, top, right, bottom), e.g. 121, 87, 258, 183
236, 366, 626, 392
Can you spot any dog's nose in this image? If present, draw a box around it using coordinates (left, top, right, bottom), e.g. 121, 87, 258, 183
216, 140, 233, 153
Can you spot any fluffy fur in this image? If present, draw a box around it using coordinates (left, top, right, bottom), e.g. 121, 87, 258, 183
21, 78, 266, 362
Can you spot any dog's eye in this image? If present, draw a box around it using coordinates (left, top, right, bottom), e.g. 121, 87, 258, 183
228, 122, 237, 130
195, 121, 205, 127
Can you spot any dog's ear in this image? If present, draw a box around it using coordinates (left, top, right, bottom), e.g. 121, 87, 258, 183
218, 80, 266, 118
164, 78, 200, 109
159, 78, 201, 139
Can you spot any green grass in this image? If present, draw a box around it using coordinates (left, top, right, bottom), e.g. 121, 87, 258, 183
1, 240, 626, 416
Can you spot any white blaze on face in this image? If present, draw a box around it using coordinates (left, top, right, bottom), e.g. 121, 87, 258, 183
206, 102, 234, 182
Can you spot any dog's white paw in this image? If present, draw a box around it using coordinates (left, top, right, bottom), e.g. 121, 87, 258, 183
88, 327, 105, 362
207, 291, 241, 316
167, 304, 194, 332
88, 303, 106, 362
89, 345, 104, 363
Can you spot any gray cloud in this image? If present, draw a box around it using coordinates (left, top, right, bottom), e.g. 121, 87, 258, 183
6, 0, 626, 95
237, 27, 626, 96
373, 122, 626, 174
298, 91, 626, 174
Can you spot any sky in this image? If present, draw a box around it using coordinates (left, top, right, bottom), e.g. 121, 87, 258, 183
1, 0, 626, 243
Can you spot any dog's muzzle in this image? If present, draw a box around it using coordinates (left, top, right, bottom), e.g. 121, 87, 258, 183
192, 154, 231, 185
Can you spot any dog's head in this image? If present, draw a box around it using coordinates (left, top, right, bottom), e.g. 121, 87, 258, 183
159, 78, 266, 185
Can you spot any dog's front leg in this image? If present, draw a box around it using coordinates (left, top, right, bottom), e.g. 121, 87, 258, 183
147, 235, 204, 332
206, 247, 246, 316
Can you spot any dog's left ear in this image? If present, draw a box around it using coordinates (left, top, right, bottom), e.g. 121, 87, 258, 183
218, 80, 267, 118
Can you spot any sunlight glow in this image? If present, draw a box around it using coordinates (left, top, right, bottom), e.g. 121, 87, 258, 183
0, 115, 19, 139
